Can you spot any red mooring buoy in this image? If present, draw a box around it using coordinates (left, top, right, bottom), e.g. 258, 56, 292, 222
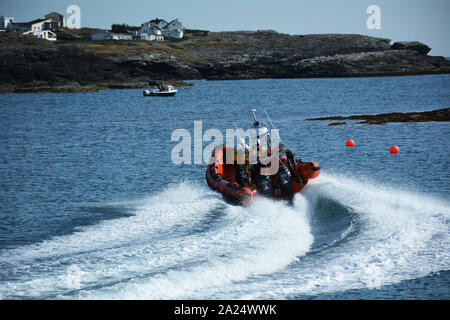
346, 139, 355, 147
390, 145, 400, 154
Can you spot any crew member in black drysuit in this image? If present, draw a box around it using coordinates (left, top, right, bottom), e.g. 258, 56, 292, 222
235, 121, 295, 201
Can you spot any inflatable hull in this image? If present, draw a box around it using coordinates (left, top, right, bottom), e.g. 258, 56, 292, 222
206, 146, 320, 205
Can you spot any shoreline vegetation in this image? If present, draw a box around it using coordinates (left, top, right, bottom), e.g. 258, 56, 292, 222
1, 29, 450, 94
305, 108, 450, 125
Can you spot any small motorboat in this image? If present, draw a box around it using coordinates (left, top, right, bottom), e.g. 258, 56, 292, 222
143, 84, 177, 96
206, 110, 320, 205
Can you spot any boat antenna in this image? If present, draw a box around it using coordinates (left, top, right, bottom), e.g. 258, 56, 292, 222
234, 122, 247, 151
264, 110, 302, 181
264, 110, 285, 146
250, 109, 260, 127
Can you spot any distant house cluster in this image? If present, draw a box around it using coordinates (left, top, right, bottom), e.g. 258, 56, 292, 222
91, 18, 184, 42
0, 12, 65, 41
0, 14, 185, 42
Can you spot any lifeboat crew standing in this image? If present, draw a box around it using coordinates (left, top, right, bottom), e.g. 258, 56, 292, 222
235, 109, 294, 201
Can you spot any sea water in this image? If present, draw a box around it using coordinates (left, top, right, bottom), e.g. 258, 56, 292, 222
0, 75, 449, 299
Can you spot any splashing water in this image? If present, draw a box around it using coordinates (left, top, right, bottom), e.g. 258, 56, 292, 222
0, 176, 448, 300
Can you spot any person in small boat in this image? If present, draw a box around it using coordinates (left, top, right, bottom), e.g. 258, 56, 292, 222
235, 118, 294, 201
157, 82, 168, 91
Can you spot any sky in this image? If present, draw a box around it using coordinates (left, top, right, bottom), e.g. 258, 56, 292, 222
1, 0, 449, 56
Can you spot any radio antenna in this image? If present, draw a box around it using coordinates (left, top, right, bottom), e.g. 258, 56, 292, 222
264, 110, 285, 146
234, 122, 246, 150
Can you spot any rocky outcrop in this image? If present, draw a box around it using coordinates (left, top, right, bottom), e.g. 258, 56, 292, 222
306, 108, 450, 125
391, 41, 431, 55
1, 31, 449, 93
0, 34, 192, 93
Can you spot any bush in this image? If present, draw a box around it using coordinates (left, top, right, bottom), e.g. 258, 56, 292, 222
111, 23, 139, 33
184, 29, 209, 36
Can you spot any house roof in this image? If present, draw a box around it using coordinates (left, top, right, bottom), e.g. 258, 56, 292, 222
162, 19, 182, 29
12, 18, 50, 27
31, 19, 51, 25
142, 23, 162, 30
148, 18, 168, 25
45, 12, 64, 18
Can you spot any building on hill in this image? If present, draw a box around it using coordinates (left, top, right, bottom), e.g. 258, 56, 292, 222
2, 11, 65, 40
12, 18, 57, 40
140, 18, 184, 39
147, 18, 168, 29
162, 18, 184, 39
0, 16, 14, 29
44, 12, 65, 29
138, 22, 164, 41
7, 12, 64, 32
9, 19, 49, 32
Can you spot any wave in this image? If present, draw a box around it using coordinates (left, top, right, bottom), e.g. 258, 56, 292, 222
0, 175, 448, 299
208, 174, 450, 299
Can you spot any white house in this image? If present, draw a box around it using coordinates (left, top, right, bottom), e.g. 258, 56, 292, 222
30, 19, 51, 32
0, 15, 14, 29
5, 13, 64, 31
1, 12, 65, 40
91, 31, 133, 41
6, 18, 57, 41
23, 30, 57, 41
140, 18, 184, 39
162, 19, 184, 39
138, 22, 164, 41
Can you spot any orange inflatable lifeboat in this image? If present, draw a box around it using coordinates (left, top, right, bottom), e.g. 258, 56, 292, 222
206, 145, 320, 205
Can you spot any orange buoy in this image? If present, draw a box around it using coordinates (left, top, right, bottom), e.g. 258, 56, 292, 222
346, 139, 355, 147
390, 145, 400, 154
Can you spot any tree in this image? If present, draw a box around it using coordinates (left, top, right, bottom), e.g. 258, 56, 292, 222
111, 23, 139, 33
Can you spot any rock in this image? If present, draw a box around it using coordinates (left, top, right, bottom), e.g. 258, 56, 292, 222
305, 108, 450, 125
1, 31, 449, 93
0, 33, 193, 93
391, 41, 431, 55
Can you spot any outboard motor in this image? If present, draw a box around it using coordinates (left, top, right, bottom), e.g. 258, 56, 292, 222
255, 174, 273, 197
276, 165, 293, 200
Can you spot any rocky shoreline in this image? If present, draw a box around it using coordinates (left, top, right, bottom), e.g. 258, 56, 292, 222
1, 30, 449, 93
305, 108, 450, 125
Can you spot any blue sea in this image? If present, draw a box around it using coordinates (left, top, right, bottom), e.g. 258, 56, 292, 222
0, 75, 449, 299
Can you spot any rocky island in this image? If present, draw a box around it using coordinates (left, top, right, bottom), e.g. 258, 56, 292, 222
306, 108, 450, 125
1, 30, 449, 93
